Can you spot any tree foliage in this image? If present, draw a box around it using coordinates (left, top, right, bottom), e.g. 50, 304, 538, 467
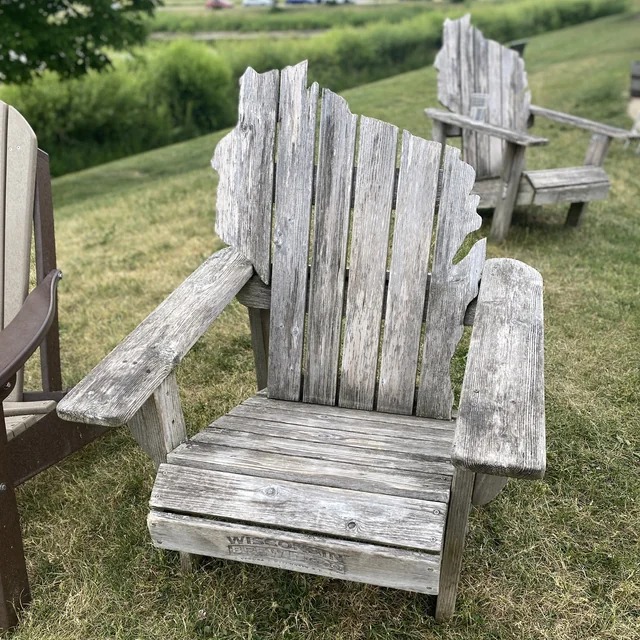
0, 0, 158, 85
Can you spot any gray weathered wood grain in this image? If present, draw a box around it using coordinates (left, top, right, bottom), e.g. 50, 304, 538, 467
268, 62, 319, 401
57, 247, 253, 426
454, 258, 545, 479
248, 307, 270, 390
487, 39, 505, 175
128, 372, 187, 468
151, 464, 447, 551
425, 109, 547, 147
339, 116, 398, 410
434, 467, 474, 621
208, 414, 454, 461
530, 104, 638, 139
304, 90, 357, 406
169, 439, 452, 502
149, 512, 442, 594
471, 473, 508, 506
212, 67, 279, 284
417, 146, 486, 420
377, 133, 439, 414
490, 142, 527, 242
429, 15, 620, 239
195, 422, 455, 476
231, 394, 457, 439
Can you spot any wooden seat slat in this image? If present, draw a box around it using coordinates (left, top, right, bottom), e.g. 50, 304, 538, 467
230, 394, 456, 439
195, 425, 454, 475
168, 440, 452, 502
151, 464, 447, 552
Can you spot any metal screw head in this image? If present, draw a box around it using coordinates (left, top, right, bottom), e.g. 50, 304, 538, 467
0, 483, 7, 492
347, 520, 357, 530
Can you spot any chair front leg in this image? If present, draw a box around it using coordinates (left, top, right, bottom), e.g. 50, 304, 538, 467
490, 142, 527, 242
0, 396, 30, 630
127, 372, 196, 571
566, 133, 612, 227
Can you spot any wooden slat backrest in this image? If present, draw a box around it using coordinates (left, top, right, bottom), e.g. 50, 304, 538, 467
213, 62, 486, 420
435, 15, 531, 179
0, 100, 38, 401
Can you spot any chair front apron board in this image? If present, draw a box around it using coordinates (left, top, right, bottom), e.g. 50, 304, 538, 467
58, 62, 546, 623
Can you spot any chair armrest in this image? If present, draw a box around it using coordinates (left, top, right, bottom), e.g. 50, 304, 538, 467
57, 247, 254, 428
530, 104, 639, 140
425, 108, 548, 147
453, 258, 545, 480
0, 270, 62, 390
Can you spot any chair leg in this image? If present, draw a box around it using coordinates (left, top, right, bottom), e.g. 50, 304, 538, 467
567, 133, 612, 228
489, 143, 526, 243
435, 468, 474, 622
566, 202, 587, 227
0, 426, 30, 630
127, 374, 199, 571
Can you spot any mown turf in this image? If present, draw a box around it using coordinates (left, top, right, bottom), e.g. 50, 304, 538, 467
8, 10, 640, 640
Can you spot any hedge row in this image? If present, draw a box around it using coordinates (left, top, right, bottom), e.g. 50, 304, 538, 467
151, 3, 432, 34
1, 0, 629, 176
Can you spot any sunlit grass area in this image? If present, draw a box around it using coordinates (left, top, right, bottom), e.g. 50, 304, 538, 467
9, 10, 640, 640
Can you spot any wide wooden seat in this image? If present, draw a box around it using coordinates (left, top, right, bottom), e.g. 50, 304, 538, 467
58, 62, 546, 622
150, 393, 455, 592
426, 15, 639, 240
473, 165, 610, 209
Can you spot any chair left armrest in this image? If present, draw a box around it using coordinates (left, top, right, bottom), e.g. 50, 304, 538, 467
0, 270, 62, 392
530, 104, 639, 140
453, 259, 545, 480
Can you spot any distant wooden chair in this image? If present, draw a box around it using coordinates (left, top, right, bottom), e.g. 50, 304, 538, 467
58, 62, 546, 621
425, 15, 640, 242
0, 101, 108, 630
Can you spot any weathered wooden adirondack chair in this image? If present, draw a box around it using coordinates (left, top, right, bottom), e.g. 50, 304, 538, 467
58, 62, 546, 621
0, 101, 108, 630
425, 15, 640, 242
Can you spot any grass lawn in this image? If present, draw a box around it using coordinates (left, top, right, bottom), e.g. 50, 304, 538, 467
10, 11, 640, 640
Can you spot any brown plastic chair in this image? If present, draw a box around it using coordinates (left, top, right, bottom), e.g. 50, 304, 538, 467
0, 102, 107, 630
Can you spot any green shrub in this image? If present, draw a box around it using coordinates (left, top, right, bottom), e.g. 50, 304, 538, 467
145, 41, 235, 138
1, 42, 235, 175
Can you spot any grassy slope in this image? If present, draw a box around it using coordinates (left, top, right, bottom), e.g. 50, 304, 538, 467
11, 12, 640, 640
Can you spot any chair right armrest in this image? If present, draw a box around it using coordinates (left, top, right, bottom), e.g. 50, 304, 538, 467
453, 258, 545, 480
425, 108, 548, 147
57, 247, 254, 428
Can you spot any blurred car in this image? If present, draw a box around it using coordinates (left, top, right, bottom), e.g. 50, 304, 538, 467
206, 0, 233, 8
242, 0, 273, 5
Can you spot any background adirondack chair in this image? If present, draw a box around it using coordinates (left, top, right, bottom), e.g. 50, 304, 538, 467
58, 62, 545, 622
425, 15, 640, 242
0, 101, 107, 630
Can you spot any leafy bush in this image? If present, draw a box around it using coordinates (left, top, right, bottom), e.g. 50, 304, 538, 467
145, 41, 235, 137
1, 42, 234, 175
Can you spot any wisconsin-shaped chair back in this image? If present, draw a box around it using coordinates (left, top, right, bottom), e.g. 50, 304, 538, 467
213, 62, 486, 419
435, 13, 531, 179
